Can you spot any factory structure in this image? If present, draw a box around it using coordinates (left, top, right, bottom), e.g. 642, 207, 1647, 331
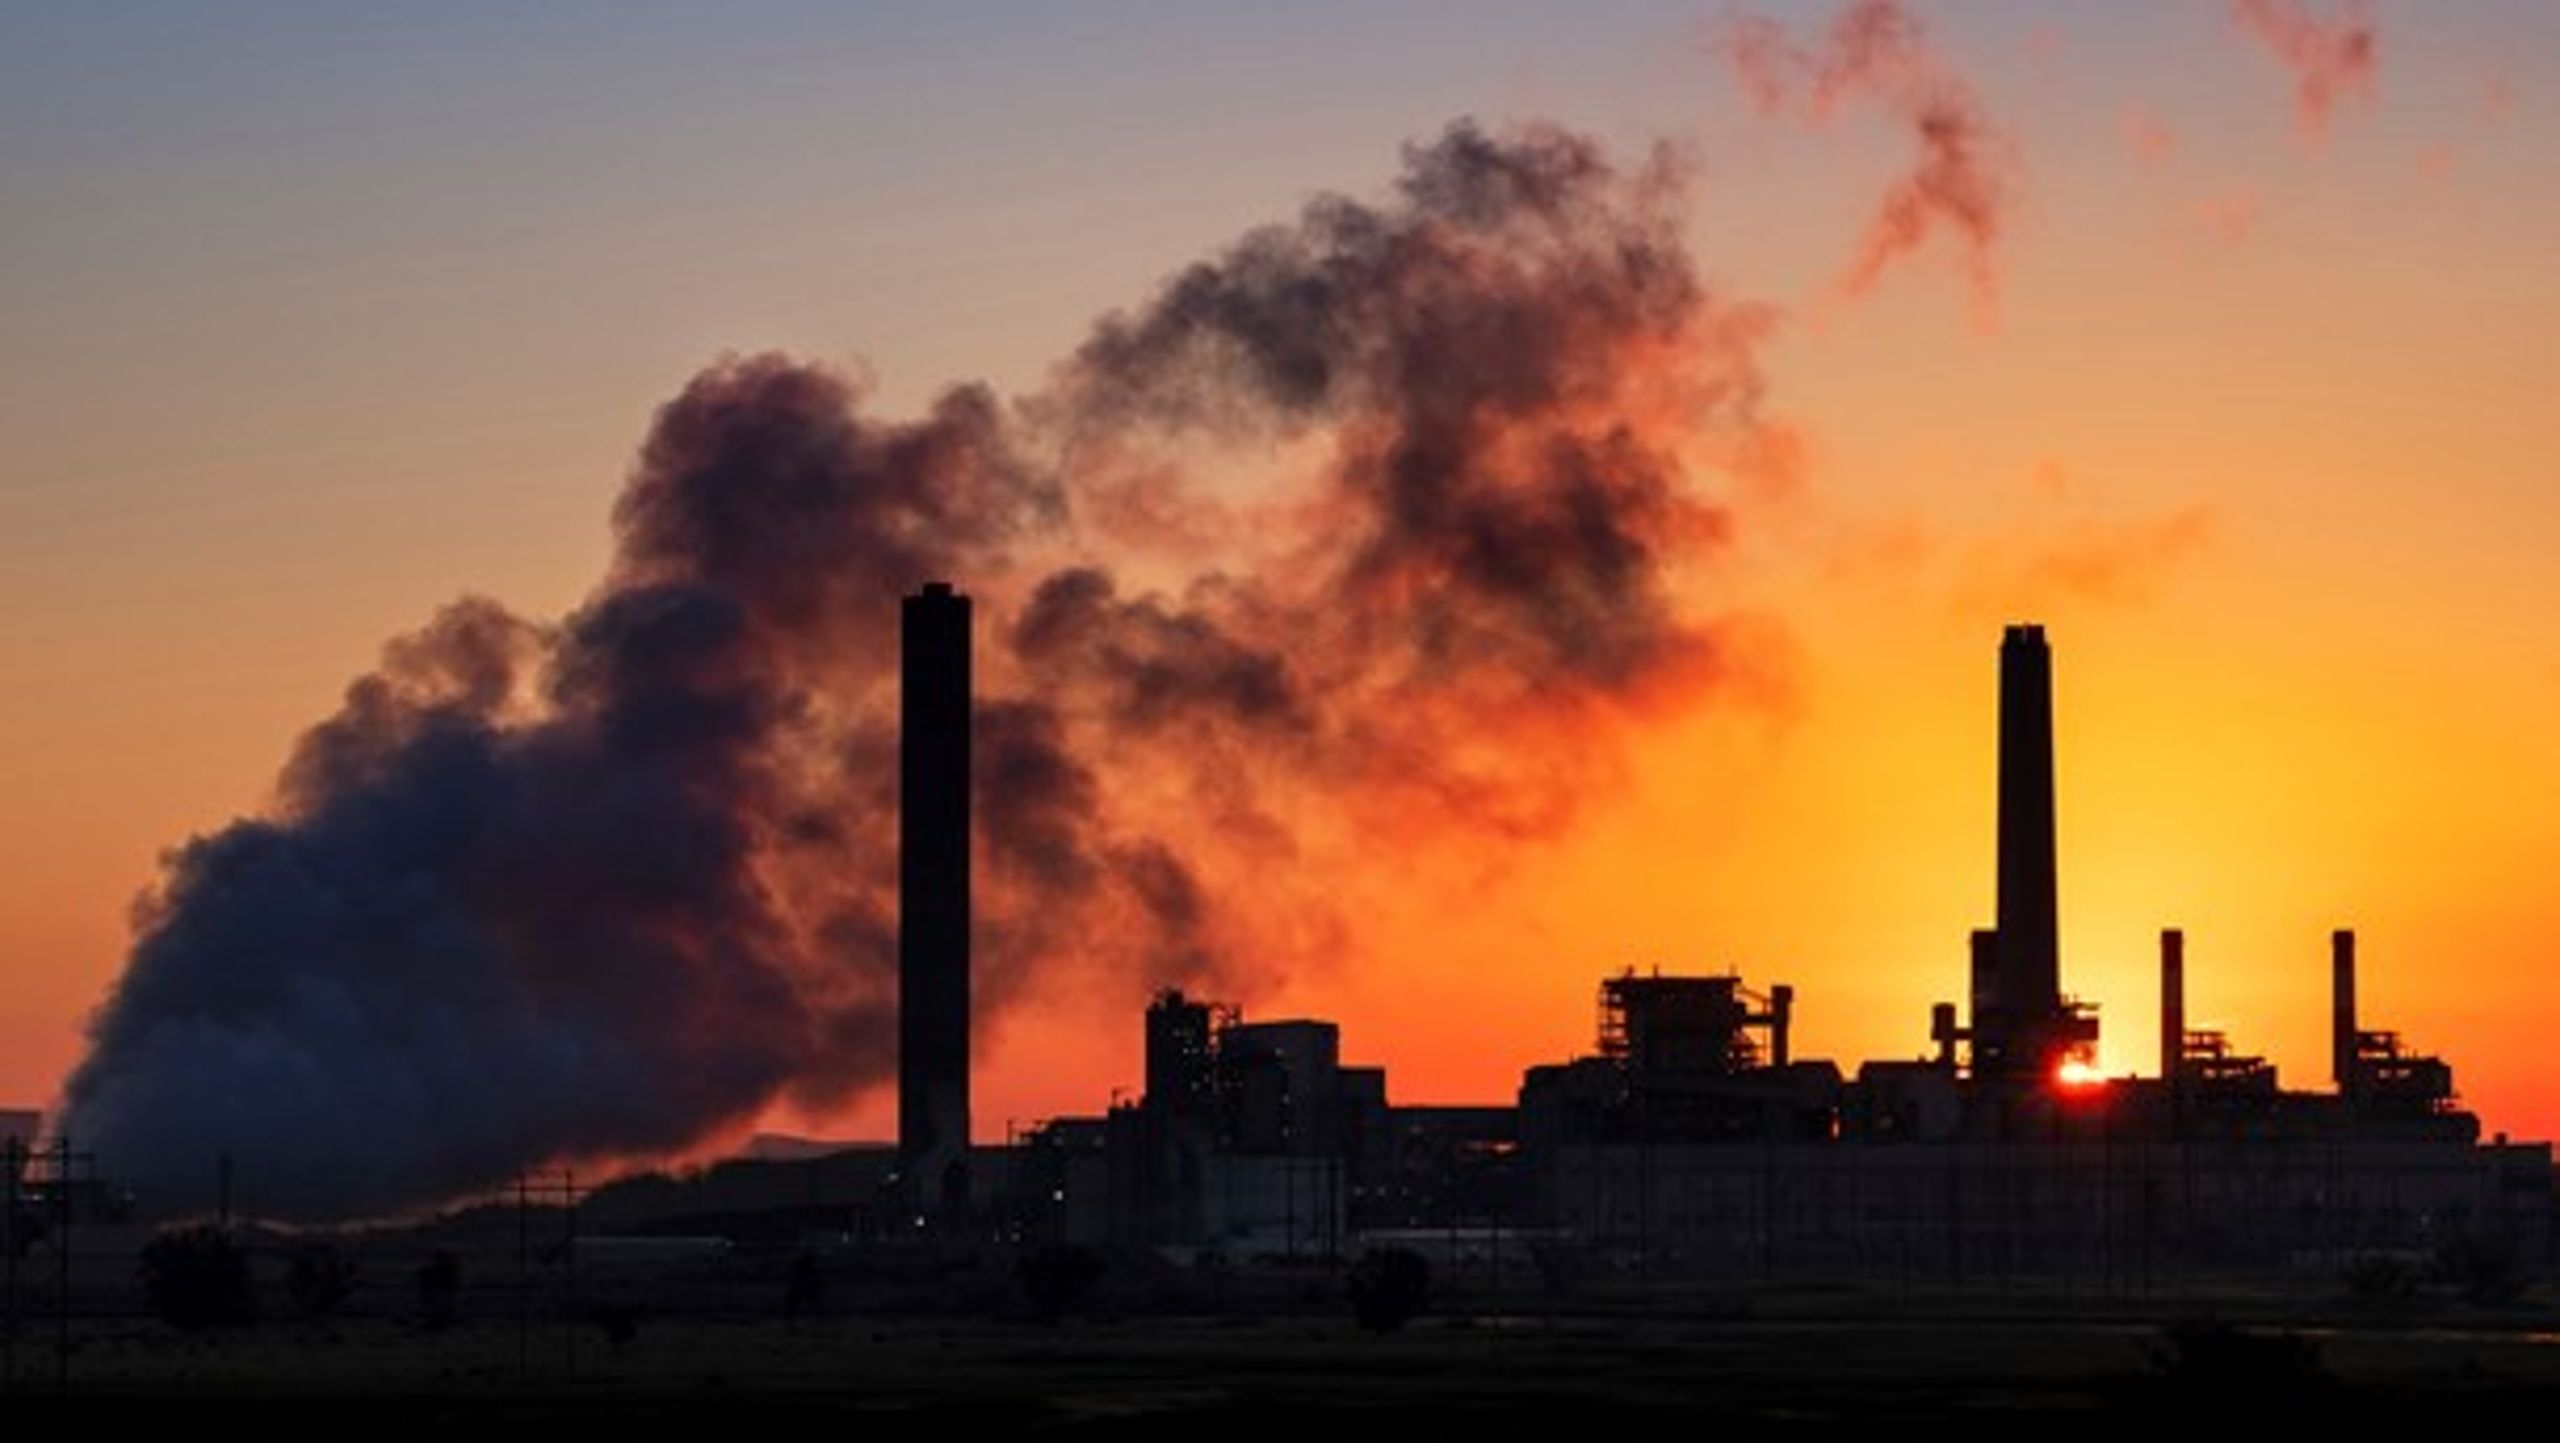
909, 609, 2549, 1274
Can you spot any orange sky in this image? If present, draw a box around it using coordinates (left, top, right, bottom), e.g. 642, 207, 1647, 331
5, 4, 2558, 1161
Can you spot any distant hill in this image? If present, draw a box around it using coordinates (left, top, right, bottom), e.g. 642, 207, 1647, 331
734, 1132, 880, 1163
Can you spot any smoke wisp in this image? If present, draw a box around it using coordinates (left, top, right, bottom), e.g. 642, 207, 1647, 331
2230, 0, 2378, 138
1716, 0, 2014, 317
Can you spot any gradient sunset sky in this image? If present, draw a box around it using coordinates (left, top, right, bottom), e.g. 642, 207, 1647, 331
6, 2, 2557, 1154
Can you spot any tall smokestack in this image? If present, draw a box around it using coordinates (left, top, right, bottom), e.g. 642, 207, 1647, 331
2159, 928, 2185, 1082
900, 581, 972, 1214
1996, 625, 2061, 1032
2331, 927, 2357, 1094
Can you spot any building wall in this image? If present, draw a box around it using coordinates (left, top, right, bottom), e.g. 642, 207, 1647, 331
1534, 1137, 2551, 1278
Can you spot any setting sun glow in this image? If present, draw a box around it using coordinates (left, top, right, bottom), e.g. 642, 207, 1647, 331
5, 5, 2558, 1182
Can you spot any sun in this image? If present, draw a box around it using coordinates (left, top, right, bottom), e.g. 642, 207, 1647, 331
2055, 1057, 2105, 1088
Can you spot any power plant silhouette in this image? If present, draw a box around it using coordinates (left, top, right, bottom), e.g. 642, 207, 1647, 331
871, 595, 2549, 1272
26, 588, 2538, 1282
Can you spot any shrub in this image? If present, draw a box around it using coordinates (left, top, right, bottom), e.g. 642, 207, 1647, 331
2437, 1231, 2530, 1307
2147, 1320, 2326, 1405
1016, 1242, 1106, 1323
782, 1247, 828, 1319
284, 1239, 357, 1320
2342, 1252, 2419, 1307
414, 1248, 463, 1330
1346, 1246, 1431, 1334
588, 1300, 642, 1348
138, 1224, 255, 1332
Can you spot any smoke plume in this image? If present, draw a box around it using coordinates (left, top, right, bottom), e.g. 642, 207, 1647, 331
1716, 0, 2013, 317
1956, 504, 2218, 614
2230, 0, 2377, 138
60, 120, 1786, 1219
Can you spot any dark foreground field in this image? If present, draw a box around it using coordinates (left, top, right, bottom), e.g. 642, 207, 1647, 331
9, 1300, 2560, 1433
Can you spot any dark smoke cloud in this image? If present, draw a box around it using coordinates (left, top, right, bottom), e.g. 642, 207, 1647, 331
1715, 0, 2014, 319
61, 119, 1785, 1219
69, 587, 817, 1218
2229, 0, 2377, 139
1012, 569, 1307, 736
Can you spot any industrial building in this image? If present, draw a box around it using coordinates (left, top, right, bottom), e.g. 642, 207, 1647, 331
999, 624, 2552, 1276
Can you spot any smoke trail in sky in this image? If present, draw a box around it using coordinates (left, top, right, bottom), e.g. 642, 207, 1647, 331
1716, 0, 2015, 318
60, 120, 1792, 1219
2230, 0, 2378, 138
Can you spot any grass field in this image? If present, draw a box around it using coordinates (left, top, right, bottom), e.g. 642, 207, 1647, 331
9, 1289, 2560, 1431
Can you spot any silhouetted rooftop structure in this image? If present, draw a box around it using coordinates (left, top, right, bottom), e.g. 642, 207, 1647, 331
990, 624, 2548, 1276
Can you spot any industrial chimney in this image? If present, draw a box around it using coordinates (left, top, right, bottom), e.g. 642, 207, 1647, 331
900, 581, 973, 1215
1996, 625, 2062, 1034
2160, 928, 2185, 1082
2331, 928, 2357, 1095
